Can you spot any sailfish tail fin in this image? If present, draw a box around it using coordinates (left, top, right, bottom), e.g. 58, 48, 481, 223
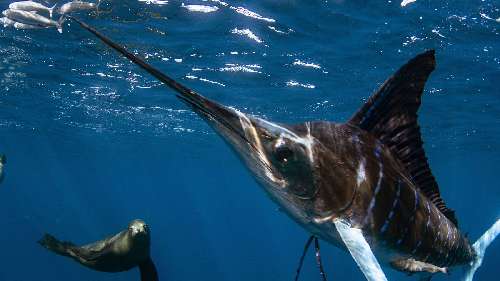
462, 219, 500, 281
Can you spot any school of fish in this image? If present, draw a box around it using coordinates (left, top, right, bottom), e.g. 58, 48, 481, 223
1, 1, 100, 33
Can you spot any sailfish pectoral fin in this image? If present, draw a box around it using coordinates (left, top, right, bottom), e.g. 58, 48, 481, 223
333, 219, 388, 281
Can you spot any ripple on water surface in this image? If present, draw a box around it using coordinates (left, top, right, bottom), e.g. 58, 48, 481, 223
0, 0, 497, 149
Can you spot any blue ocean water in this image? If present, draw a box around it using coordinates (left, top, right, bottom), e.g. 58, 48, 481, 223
0, 0, 499, 280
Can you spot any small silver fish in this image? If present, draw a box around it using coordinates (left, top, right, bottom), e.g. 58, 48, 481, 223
58, 1, 100, 15
2, 9, 63, 33
0, 17, 16, 27
0, 155, 5, 184
401, 0, 417, 7
9, 1, 57, 18
14, 22, 48, 30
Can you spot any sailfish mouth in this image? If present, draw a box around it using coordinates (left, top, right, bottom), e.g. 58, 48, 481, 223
178, 93, 286, 186
175, 91, 250, 147
69, 16, 284, 185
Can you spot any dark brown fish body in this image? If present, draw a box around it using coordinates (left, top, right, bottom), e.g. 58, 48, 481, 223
299, 122, 475, 268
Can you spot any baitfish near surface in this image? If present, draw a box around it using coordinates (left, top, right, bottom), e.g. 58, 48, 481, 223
14, 22, 48, 30
9, 1, 57, 18
0, 155, 5, 184
0, 17, 16, 27
2, 9, 63, 33
58, 1, 100, 15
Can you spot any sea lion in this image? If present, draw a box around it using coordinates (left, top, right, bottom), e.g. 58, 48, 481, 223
38, 219, 158, 281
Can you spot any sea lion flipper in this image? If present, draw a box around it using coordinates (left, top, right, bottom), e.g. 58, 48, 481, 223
38, 233, 76, 258
139, 257, 159, 281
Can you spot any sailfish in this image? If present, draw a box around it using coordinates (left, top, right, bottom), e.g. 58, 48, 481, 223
69, 17, 499, 281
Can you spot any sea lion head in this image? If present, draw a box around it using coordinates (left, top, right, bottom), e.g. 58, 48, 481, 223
128, 219, 150, 239
125, 219, 151, 260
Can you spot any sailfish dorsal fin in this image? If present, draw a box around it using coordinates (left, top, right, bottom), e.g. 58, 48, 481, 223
348, 50, 458, 226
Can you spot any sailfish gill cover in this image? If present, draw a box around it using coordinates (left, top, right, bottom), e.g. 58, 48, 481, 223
0, 1, 498, 281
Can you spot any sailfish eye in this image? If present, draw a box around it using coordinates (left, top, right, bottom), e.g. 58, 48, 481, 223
274, 145, 294, 163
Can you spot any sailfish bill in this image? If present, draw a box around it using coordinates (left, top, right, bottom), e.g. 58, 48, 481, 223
70, 17, 500, 281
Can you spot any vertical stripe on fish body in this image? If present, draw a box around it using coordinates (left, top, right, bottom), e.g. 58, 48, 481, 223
346, 129, 476, 268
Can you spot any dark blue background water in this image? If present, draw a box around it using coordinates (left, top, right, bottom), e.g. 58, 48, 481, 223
0, 0, 498, 280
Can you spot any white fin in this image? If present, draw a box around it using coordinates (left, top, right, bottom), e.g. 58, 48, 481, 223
333, 219, 388, 281
56, 15, 67, 34
462, 218, 500, 281
49, 4, 57, 18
